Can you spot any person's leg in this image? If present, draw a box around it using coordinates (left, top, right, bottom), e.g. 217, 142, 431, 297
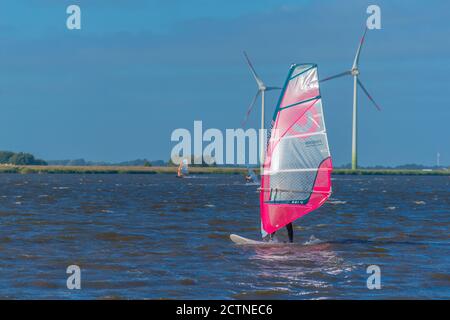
286, 223, 293, 243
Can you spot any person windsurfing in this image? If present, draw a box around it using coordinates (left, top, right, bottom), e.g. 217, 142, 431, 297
176, 162, 183, 178
245, 168, 258, 183
230, 64, 332, 247
177, 158, 189, 178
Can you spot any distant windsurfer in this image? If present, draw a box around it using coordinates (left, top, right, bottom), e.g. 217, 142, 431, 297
245, 169, 258, 183
177, 164, 183, 178
177, 158, 189, 178
267, 222, 294, 243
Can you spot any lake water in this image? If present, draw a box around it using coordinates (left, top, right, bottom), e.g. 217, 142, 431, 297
0, 174, 448, 299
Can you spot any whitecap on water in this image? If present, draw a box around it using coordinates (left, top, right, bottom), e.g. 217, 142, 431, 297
414, 201, 426, 205
386, 206, 397, 210
303, 235, 324, 245
328, 200, 347, 205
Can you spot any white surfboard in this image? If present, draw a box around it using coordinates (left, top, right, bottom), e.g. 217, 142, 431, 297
230, 234, 290, 245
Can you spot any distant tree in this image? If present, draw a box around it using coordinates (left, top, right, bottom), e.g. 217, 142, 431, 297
188, 155, 217, 167
151, 160, 165, 166
0, 151, 47, 165
4, 152, 47, 165
32, 158, 48, 165
0, 151, 15, 164
67, 159, 87, 166
395, 163, 426, 170
167, 158, 177, 167
9, 153, 33, 165
143, 160, 152, 167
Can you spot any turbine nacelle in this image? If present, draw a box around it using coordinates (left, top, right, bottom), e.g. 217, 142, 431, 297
320, 27, 380, 112
242, 51, 281, 127
351, 68, 359, 76
319, 26, 382, 170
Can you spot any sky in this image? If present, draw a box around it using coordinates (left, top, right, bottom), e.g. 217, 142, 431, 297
0, 0, 448, 166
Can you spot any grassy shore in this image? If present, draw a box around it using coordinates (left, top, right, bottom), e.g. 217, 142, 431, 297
0, 165, 448, 176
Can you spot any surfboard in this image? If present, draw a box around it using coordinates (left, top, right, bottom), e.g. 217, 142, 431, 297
230, 234, 289, 245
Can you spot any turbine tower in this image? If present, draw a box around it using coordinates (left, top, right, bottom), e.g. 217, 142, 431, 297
242, 51, 281, 174
321, 28, 381, 170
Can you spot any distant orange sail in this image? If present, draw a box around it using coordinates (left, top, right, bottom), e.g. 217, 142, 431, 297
177, 163, 183, 177
260, 64, 332, 234
177, 159, 189, 177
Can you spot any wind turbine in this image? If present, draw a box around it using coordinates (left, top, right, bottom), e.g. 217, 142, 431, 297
242, 51, 281, 174
321, 27, 381, 170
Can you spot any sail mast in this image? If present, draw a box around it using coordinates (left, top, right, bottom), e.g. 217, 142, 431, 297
260, 90, 265, 175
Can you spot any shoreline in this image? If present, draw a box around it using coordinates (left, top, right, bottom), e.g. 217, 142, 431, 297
0, 165, 448, 176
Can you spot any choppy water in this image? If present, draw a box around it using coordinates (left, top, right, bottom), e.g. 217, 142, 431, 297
0, 174, 448, 299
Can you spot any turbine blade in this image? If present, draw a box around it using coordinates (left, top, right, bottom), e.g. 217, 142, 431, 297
353, 27, 368, 69
265, 86, 282, 91
242, 90, 261, 127
243, 51, 265, 88
320, 70, 352, 83
357, 78, 381, 111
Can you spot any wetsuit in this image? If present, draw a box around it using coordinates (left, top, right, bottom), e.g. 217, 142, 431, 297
269, 222, 294, 243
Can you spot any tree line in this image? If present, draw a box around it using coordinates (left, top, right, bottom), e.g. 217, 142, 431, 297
0, 151, 47, 165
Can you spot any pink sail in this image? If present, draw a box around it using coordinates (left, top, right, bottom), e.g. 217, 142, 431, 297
260, 64, 332, 234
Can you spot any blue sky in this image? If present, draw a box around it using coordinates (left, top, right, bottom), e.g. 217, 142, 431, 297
0, 0, 448, 166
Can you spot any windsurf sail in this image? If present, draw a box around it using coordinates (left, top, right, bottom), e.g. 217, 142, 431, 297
181, 158, 189, 175
177, 158, 189, 177
260, 64, 332, 234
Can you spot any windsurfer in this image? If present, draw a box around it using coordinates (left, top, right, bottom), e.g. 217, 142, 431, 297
177, 162, 183, 178
245, 169, 258, 183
